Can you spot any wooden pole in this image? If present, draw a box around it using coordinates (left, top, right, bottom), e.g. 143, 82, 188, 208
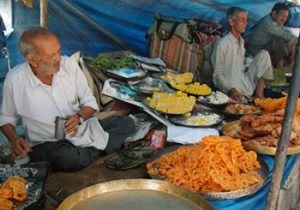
40, 0, 48, 28
265, 32, 300, 210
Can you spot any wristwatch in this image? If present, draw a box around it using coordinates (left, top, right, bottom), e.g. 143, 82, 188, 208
76, 113, 84, 124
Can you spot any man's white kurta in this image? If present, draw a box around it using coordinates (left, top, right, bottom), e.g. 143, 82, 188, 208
0, 56, 109, 149
211, 32, 273, 97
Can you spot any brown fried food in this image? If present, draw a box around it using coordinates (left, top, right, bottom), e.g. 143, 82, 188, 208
0, 197, 13, 210
11, 187, 27, 202
2, 176, 28, 202
240, 114, 256, 123
0, 188, 13, 199
253, 136, 278, 147
3, 179, 26, 189
7, 176, 26, 185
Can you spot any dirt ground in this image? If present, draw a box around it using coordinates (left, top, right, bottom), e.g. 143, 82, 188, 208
43, 153, 148, 210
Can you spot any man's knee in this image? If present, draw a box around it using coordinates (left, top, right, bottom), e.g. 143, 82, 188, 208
256, 50, 271, 61
51, 143, 92, 172
115, 116, 135, 133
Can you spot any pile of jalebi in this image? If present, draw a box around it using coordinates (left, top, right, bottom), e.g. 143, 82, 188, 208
255, 96, 300, 115
147, 136, 262, 193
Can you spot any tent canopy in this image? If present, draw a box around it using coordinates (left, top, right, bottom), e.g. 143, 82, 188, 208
0, 0, 285, 77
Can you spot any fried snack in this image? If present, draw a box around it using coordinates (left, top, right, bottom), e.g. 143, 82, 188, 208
0, 188, 12, 199
223, 111, 300, 147
147, 136, 262, 193
1, 176, 28, 202
6, 176, 26, 184
255, 97, 300, 115
11, 186, 27, 202
0, 198, 13, 210
225, 104, 261, 115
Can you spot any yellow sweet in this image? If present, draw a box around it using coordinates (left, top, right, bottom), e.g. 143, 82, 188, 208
148, 92, 196, 114
185, 83, 212, 96
161, 72, 193, 84
170, 81, 187, 91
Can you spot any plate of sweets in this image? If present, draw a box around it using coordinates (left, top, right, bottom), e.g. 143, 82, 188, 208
146, 136, 268, 200
168, 110, 223, 128
0, 162, 49, 210
223, 103, 262, 118
160, 72, 193, 84
198, 91, 229, 107
222, 111, 300, 155
170, 82, 212, 96
144, 91, 196, 115
130, 77, 174, 95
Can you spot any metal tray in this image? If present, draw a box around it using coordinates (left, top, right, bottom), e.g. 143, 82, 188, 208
58, 179, 214, 210
200, 158, 268, 200
148, 146, 268, 200
0, 162, 49, 210
168, 110, 223, 127
130, 77, 174, 95
197, 91, 229, 107
242, 140, 300, 156
106, 69, 147, 82
223, 104, 262, 118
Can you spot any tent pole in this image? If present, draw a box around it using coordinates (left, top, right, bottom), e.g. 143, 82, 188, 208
265, 32, 300, 210
40, 0, 48, 28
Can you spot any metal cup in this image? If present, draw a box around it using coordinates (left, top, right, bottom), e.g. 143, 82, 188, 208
55, 117, 67, 140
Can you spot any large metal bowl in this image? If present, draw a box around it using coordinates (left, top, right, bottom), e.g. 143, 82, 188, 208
58, 179, 214, 210
148, 146, 269, 200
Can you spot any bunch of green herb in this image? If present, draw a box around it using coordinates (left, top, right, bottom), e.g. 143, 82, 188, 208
93, 55, 135, 72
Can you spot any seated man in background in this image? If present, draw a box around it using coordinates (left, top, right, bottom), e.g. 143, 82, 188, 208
211, 7, 273, 102
247, 2, 297, 68
0, 27, 135, 172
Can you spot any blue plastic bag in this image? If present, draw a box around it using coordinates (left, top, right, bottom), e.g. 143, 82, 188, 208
285, 3, 300, 28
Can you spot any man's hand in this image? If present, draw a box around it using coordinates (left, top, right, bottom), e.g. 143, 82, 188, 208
64, 114, 80, 137
11, 137, 32, 159
229, 88, 244, 102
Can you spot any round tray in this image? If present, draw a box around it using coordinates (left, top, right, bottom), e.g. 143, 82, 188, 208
221, 120, 300, 156
105, 69, 147, 82
130, 77, 174, 95
58, 179, 214, 210
147, 146, 268, 200
167, 83, 212, 97
0, 162, 49, 210
200, 158, 268, 200
197, 91, 229, 107
167, 110, 223, 128
223, 104, 262, 118
242, 140, 300, 156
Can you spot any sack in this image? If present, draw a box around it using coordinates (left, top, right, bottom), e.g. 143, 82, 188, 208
147, 13, 221, 82
147, 14, 202, 81
285, 2, 300, 28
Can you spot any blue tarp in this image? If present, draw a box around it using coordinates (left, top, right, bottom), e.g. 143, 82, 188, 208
0, 1, 299, 209
0, 0, 279, 78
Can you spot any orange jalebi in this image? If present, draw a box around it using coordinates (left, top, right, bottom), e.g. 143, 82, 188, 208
146, 136, 262, 193
255, 96, 300, 115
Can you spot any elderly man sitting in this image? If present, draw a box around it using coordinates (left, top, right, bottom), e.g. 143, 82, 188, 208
211, 7, 273, 102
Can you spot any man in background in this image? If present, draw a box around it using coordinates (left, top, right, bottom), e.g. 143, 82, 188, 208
247, 2, 297, 68
211, 7, 273, 102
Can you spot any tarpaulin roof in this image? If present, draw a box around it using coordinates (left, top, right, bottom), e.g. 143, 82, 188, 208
0, 0, 281, 78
